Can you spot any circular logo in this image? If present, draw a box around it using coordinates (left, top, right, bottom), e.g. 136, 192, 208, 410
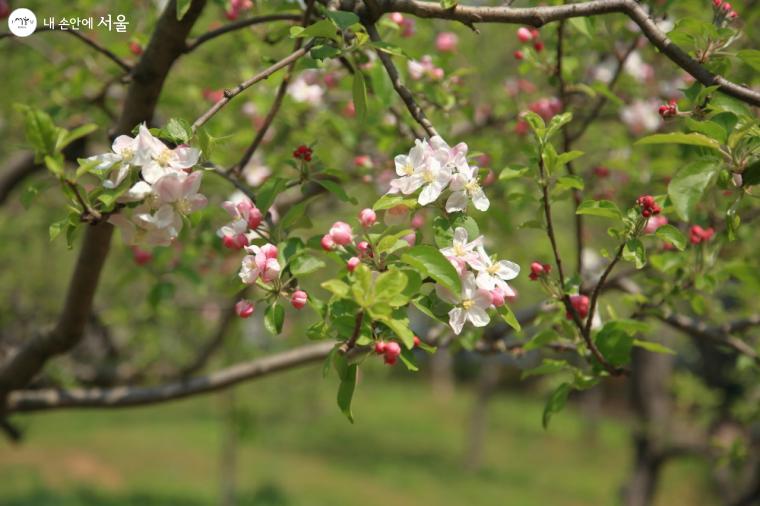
8, 8, 37, 37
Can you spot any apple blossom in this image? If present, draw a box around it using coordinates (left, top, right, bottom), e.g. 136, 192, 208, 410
152, 171, 208, 217
320, 234, 336, 251
291, 290, 308, 309
446, 161, 490, 213
644, 215, 668, 234
383, 341, 402, 365
490, 288, 506, 308
567, 294, 590, 320
235, 299, 255, 318
347, 256, 361, 272
374, 340, 387, 354
690, 225, 715, 245
287, 75, 324, 106
514, 50, 524, 60
391, 139, 428, 193
239, 244, 281, 284
437, 272, 493, 335
517, 27, 533, 42
473, 246, 520, 296
440, 227, 486, 271
135, 125, 200, 184
528, 261, 552, 280
620, 99, 662, 135
87, 132, 140, 189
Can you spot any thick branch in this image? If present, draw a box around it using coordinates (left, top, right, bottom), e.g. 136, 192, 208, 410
370, 0, 760, 107
0, 0, 209, 405
6, 342, 335, 413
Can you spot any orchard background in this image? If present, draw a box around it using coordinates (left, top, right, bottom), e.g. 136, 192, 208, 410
1, 0, 759, 504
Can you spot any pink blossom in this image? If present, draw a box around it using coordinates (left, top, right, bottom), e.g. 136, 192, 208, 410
383, 341, 401, 365
320, 234, 335, 251
490, 288, 506, 307
347, 256, 361, 272
403, 232, 416, 246
411, 213, 425, 229
644, 215, 668, 234
436, 32, 459, 52
517, 27, 533, 42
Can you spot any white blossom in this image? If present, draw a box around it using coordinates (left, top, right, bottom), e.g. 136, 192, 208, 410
436, 272, 492, 335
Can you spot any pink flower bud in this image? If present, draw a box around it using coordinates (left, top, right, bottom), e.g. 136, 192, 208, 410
247, 207, 263, 229
390, 12, 404, 24
132, 247, 152, 266
329, 221, 354, 246
359, 208, 377, 228
223, 234, 248, 250
357, 241, 371, 256
354, 155, 372, 168
291, 290, 308, 309
128, 41, 143, 56
513, 50, 524, 60
260, 244, 278, 259
403, 232, 416, 246
235, 299, 255, 318
347, 256, 361, 272
374, 341, 387, 354
517, 27, 533, 42
436, 32, 459, 52
567, 295, 590, 320
490, 288, 506, 308
321, 234, 335, 251
413, 336, 421, 347
411, 213, 425, 229
383, 341, 401, 365
533, 41, 544, 52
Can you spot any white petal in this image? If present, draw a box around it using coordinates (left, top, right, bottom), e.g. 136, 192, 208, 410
88, 153, 121, 171
123, 181, 153, 202
445, 191, 468, 213
435, 284, 459, 305
418, 182, 443, 206
112, 135, 136, 153
448, 307, 467, 335
153, 173, 183, 203
452, 227, 468, 245
460, 272, 477, 298
448, 173, 467, 191
476, 271, 495, 290
471, 188, 490, 211
466, 306, 490, 327
141, 162, 167, 184
394, 155, 409, 176
171, 146, 200, 169
495, 260, 520, 280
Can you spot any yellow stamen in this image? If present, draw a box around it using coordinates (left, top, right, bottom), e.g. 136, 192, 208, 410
462, 299, 474, 310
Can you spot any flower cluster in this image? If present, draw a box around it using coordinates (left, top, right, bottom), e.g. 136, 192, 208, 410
516, 26, 543, 53
293, 145, 313, 162
690, 225, 715, 245
218, 195, 263, 250
712, 0, 739, 22
407, 56, 445, 81
567, 294, 590, 320
389, 136, 490, 213
436, 227, 520, 335
389, 12, 415, 37
90, 124, 206, 246
528, 261, 552, 280
636, 194, 661, 217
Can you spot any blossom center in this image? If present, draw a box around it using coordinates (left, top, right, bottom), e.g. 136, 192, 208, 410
487, 264, 499, 274
157, 149, 173, 167
423, 169, 434, 183
465, 180, 480, 193
453, 244, 466, 257
121, 148, 135, 162
177, 198, 192, 215
462, 299, 474, 310
404, 162, 414, 176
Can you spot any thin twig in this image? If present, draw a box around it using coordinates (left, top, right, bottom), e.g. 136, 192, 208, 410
365, 23, 439, 138
1, 27, 131, 72
339, 311, 365, 354
192, 42, 315, 132
185, 13, 303, 52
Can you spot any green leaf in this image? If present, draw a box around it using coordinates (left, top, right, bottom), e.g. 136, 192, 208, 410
576, 200, 623, 220
293, 19, 338, 40
737, 49, 760, 72
401, 245, 461, 294
264, 302, 285, 335
49, 217, 67, 241
374, 269, 408, 305
322, 279, 350, 298
522, 111, 546, 138
326, 11, 360, 30
685, 118, 727, 144
623, 238, 646, 269
568, 17, 593, 38
336, 360, 358, 423
635, 132, 721, 150
743, 160, 760, 187
555, 175, 585, 191
595, 324, 633, 366
372, 194, 418, 211
545, 112, 573, 140
176, 0, 192, 20
315, 179, 358, 204
290, 255, 326, 276
499, 304, 521, 332
378, 314, 416, 349
20, 106, 61, 160
148, 281, 175, 309
521, 359, 570, 379
667, 159, 718, 220
654, 224, 686, 251
165, 118, 192, 144
633, 339, 676, 355
543, 383, 571, 429
352, 71, 368, 121
555, 150, 584, 168
56, 123, 97, 151
440, 0, 457, 7
398, 347, 419, 372
523, 329, 560, 352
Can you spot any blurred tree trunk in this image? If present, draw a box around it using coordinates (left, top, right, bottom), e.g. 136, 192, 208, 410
621, 347, 674, 506
220, 389, 238, 506
463, 358, 501, 472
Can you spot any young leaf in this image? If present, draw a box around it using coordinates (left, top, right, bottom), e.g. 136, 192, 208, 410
623, 238, 647, 269
336, 362, 358, 423
315, 179, 358, 204
499, 304, 521, 332
543, 382, 571, 429
576, 200, 623, 220
264, 302, 285, 335
352, 71, 368, 121
176, 0, 192, 20
654, 224, 687, 251
633, 339, 676, 355
634, 132, 720, 150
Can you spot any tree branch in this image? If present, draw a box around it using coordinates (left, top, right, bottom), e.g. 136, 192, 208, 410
191, 42, 315, 132
365, 23, 439, 138
184, 13, 303, 53
657, 312, 759, 362
366, 0, 760, 107
6, 342, 335, 413
0, 0, 209, 408
1, 27, 132, 72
